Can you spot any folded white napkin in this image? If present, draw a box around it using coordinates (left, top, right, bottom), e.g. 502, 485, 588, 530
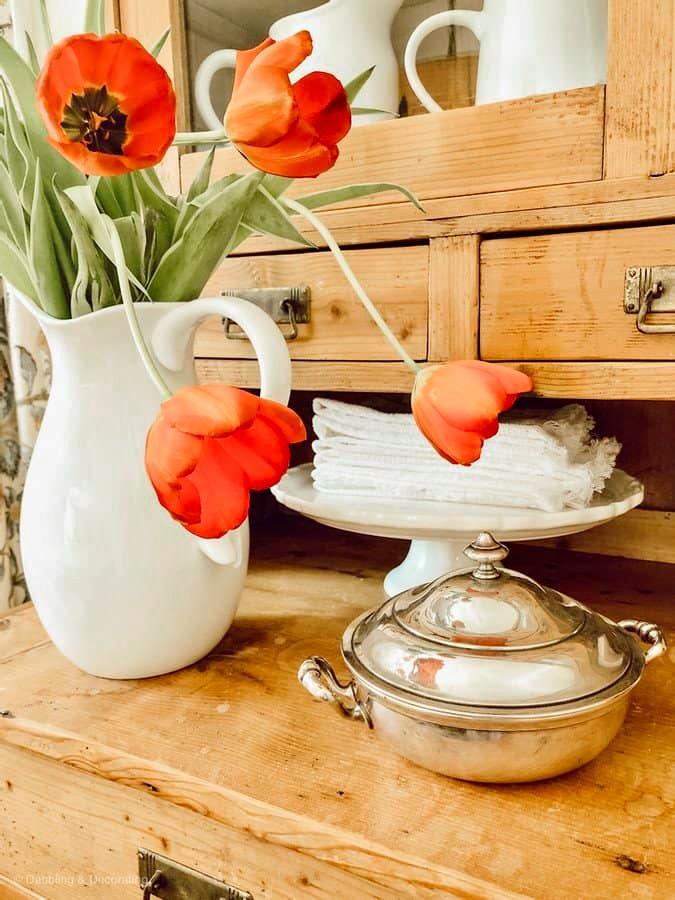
311, 399, 621, 512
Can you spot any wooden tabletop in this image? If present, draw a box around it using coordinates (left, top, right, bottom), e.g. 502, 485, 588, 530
0, 517, 673, 899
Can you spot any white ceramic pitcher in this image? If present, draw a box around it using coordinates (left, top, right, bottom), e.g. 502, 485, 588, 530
195, 0, 404, 129
405, 0, 607, 110
14, 293, 291, 679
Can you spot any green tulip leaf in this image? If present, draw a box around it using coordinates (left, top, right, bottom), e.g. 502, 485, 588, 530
29, 160, 69, 318
112, 216, 144, 286
130, 169, 178, 230
37, 0, 54, 50
150, 29, 171, 60
148, 171, 264, 301
84, 0, 106, 36
344, 67, 375, 104
0, 234, 37, 302
0, 160, 27, 250
296, 182, 425, 213
24, 33, 40, 78
174, 173, 241, 240
185, 148, 215, 203
56, 188, 116, 314
64, 184, 150, 298
240, 184, 314, 248
92, 176, 124, 219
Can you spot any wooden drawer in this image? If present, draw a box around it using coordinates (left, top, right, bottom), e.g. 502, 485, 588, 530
480, 225, 675, 361
194, 245, 429, 361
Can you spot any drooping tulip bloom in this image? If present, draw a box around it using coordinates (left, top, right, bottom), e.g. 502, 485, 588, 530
36, 33, 176, 176
145, 384, 305, 539
225, 31, 351, 178
412, 360, 533, 466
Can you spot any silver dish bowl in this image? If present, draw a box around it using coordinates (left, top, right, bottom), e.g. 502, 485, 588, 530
299, 533, 666, 783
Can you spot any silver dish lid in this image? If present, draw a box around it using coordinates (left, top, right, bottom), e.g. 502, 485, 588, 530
343, 534, 641, 711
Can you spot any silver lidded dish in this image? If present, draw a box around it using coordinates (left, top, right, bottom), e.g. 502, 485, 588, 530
299, 533, 666, 783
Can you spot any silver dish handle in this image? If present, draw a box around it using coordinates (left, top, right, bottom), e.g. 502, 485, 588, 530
298, 656, 372, 728
618, 619, 667, 664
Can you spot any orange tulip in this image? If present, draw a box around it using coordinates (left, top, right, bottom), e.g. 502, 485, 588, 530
411, 360, 533, 466
224, 31, 351, 178
36, 33, 176, 176
145, 384, 305, 539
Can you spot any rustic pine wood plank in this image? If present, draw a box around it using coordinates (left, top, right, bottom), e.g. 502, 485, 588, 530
181, 86, 605, 207
532, 509, 675, 564
196, 359, 675, 400
428, 235, 479, 361
0, 605, 48, 665
399, 55, 478, 116
222, 173, 675, 256
480, 226, 675, 361
604, 0, 675, 178
0, 874, 44, 899
194, 246, 429, 361
0, 523, 672, 899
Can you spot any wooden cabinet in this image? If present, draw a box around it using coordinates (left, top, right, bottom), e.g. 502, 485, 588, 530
112, 1, 675, 559
0, 524, 673, 899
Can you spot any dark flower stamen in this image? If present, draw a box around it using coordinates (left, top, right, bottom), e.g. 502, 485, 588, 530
61, 85, 127, 156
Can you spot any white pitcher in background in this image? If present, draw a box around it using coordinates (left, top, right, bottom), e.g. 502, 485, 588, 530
195, 0, 404, 129
405, 0, 608, 111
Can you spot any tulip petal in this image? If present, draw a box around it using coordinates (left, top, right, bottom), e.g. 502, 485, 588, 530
160, 384, 259, 437
183, 438, 251, 538
256, 398, 306, 443
150, 474, 202, 525
225, 65, 297, 147
249, 31, 313, 76
420, 364, 507, 432
455, 360, 533, 397
236, 136, 338, 178
233, 37, 275, 89
145, 414, 203, 481
413, 397, 484, 465
219, 416, 290, 490
293, 72, 351, 146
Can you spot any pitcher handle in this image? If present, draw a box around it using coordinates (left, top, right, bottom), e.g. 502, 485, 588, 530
194, 48, 238, 131
151, 297, 292, 566
404, 10, 485, 113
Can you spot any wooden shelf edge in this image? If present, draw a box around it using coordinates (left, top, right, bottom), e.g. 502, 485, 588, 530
196, 359, 675, 399
0, 874, 44, 899
530, 509, 675, 565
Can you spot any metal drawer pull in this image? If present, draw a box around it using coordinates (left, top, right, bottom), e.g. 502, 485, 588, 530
222, 285, 310, 342
138, 848, 253, 899
624, 266, 675, 334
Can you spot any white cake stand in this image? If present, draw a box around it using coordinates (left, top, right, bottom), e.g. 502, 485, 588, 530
271, 465, 644, 596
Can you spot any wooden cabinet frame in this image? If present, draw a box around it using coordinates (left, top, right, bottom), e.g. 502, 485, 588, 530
116, 0, 675, 402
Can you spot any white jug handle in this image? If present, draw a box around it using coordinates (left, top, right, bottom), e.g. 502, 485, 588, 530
151, 297, 292, 566
404, 11, 485, 113
194, 48, 238, 131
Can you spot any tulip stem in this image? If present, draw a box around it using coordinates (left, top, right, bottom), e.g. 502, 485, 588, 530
282, 198, 422, 375
106, 221, 173, 401
173, 129, 231, 146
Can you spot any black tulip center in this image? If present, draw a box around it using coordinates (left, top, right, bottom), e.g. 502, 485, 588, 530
61, 85, 128, 155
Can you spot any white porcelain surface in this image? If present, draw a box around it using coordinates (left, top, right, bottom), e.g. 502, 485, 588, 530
16, 294, 291, 678
405, 0, 608, 109
272, 464, 644, 595
195, 0, 404, 130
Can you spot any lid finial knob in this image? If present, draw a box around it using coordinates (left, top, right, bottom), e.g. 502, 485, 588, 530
463, 532, 509, 580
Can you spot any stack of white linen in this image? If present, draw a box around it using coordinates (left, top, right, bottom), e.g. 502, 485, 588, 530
311, 399, 621, 512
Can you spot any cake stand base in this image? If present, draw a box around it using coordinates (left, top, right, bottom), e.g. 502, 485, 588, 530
383, 538, 469, 596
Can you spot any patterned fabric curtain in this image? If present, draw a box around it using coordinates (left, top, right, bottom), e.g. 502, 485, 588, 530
0, 284, 49, 609
0, 5, 51, 609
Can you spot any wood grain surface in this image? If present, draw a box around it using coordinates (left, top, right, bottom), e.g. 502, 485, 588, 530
481, 226, 675, 361
193, 246, 429, 361
0, 521, 672, 899
180, 86, 604, 208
